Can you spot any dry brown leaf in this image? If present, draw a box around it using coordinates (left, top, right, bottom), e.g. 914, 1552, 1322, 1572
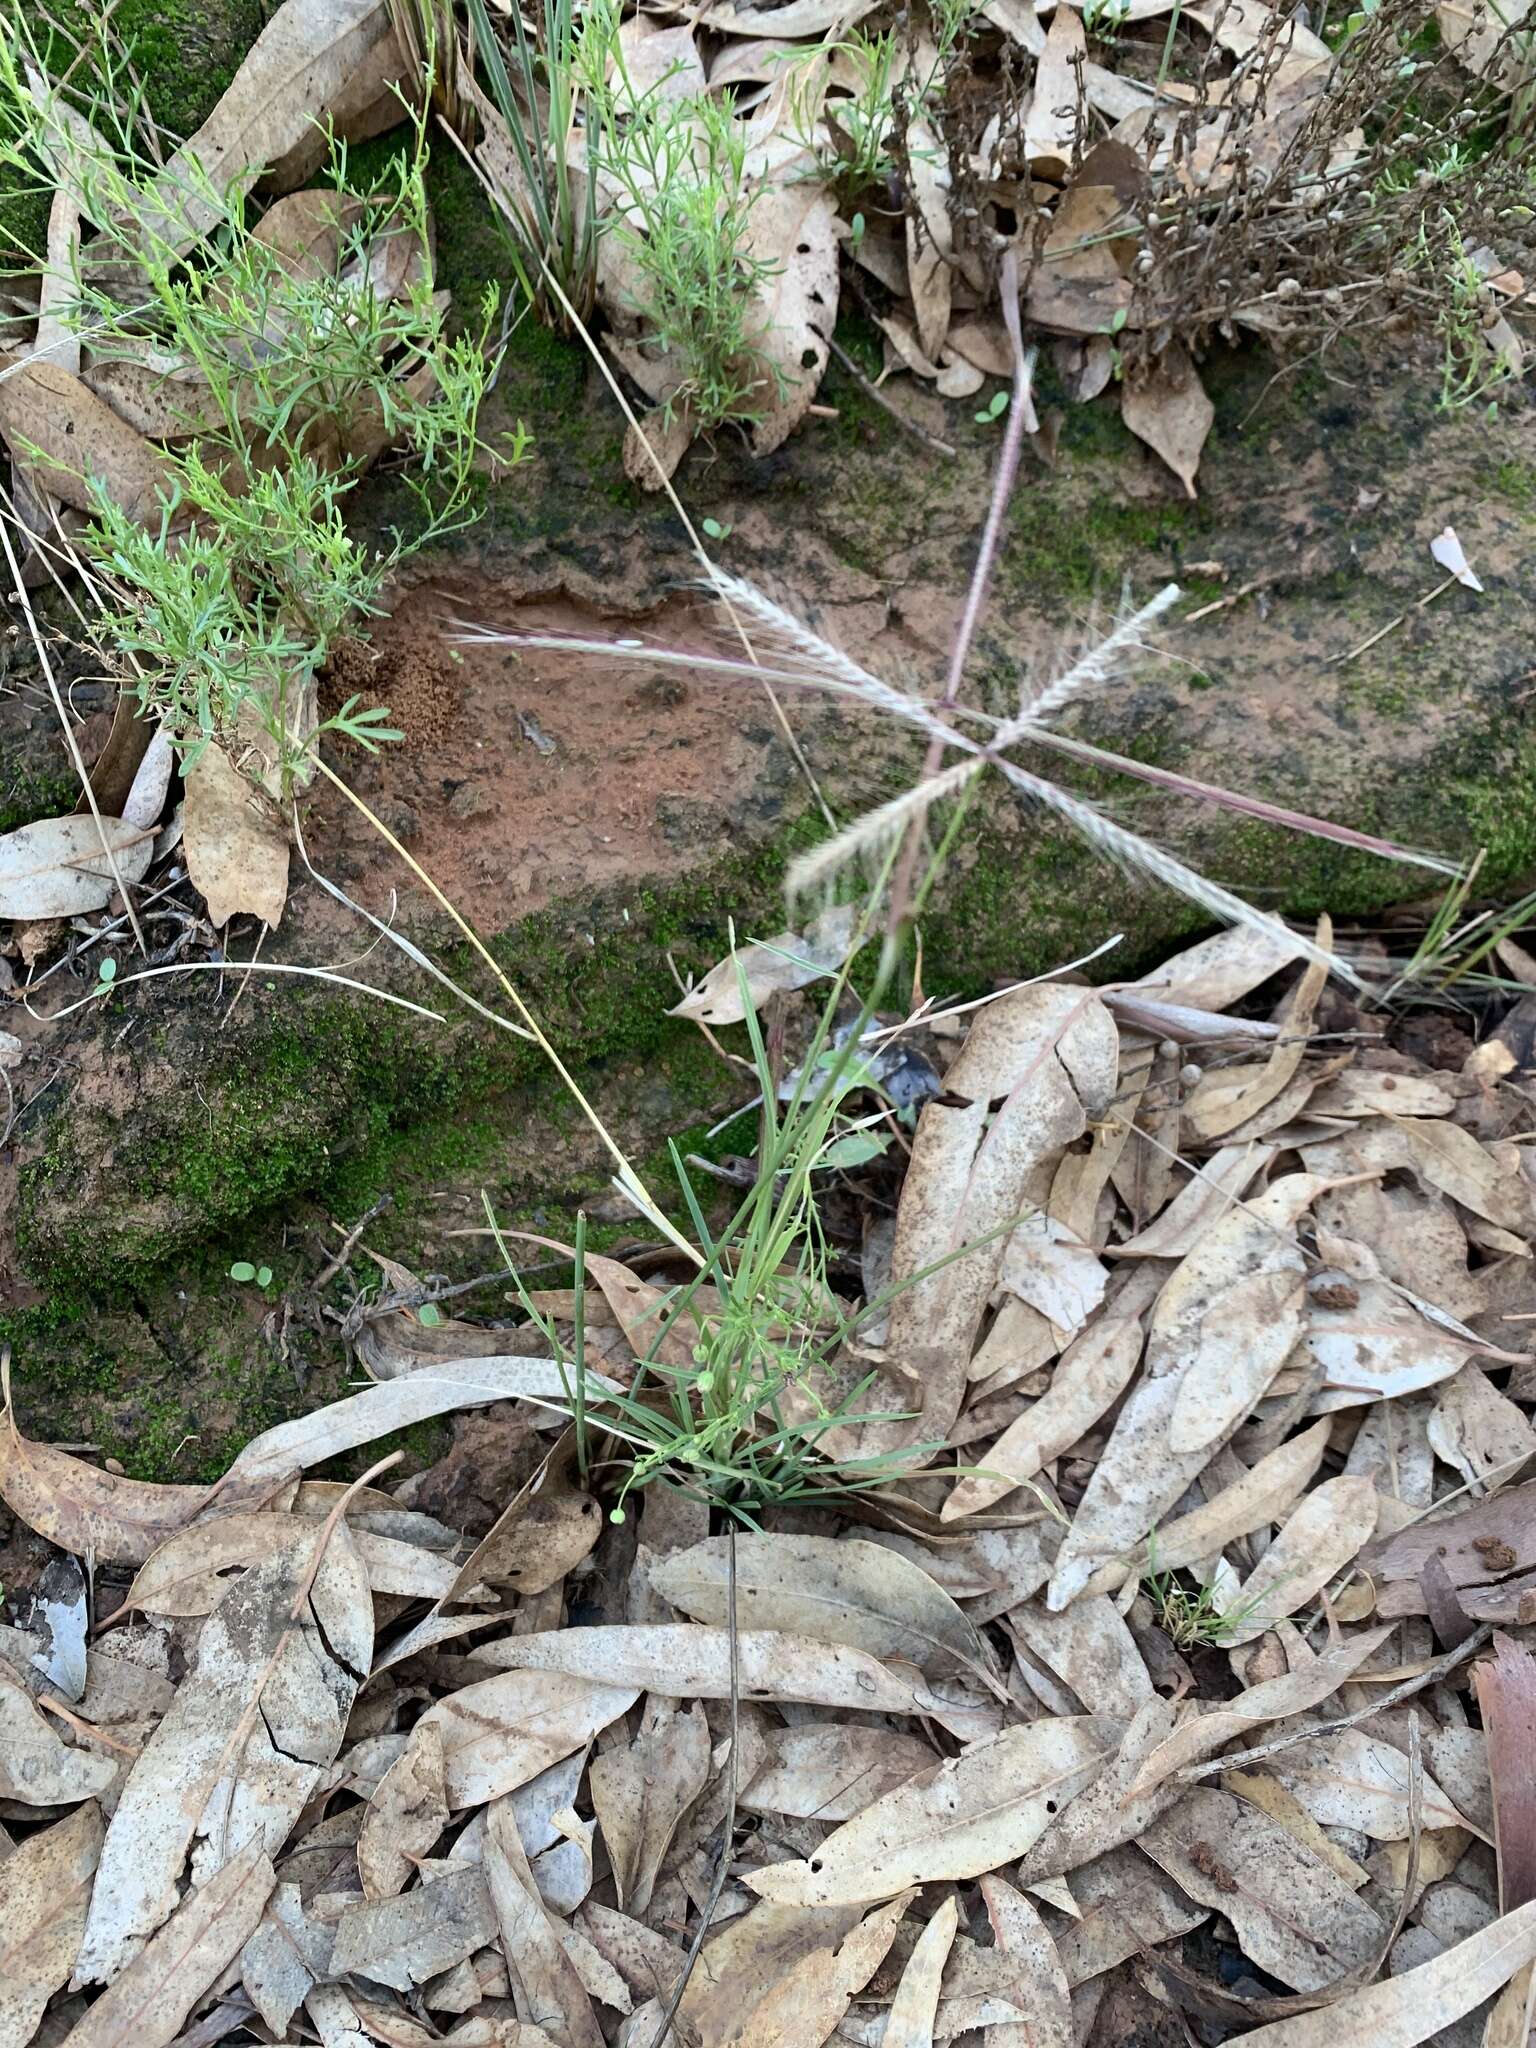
1428, 1365, 1536, 1491
589, 1699, 710, 1915
76, 1523, 371, 1985
122, 1509, 465, 1614
1125, 1625, 1397, 1799
945, 1276, 1152, 1520
1117, 1142, 1278, 1260
742, 146, 839, 457
741, 1723, 935, 1822
1266, 1726, 1479, 1841
1054, 1844, 1208, 1984
447, 1433, 602, 1603
183, 741, 290, 929
623, 406, 694, 489
652, 1532, 988, 1676
882, 1895, 959, 2048
0, 357, 174, 522
1222, 1473, 1380, 1644
677, 1900, 869, 2048
419, 1669, 639, 1808
1048, 1177, 1329, 1607
485, 1798, 604, 2048
736, 1890, 913, 2048
1140, 1784, 1384, 1991
0, 1660, 117, 1805
128, 0, 401, 256
0, 1800, 102, 2044
1182, 934, 1328, 1140
1024, 5, 1088, 173
0, 1391, 199, 1560
61, 1840, 274, 2048
469, 1623, 935, 1715
1121, 341, 1214, 498
358, 1721, 449, 1900
878, 985, 1119, 1454
1475, 1633, 1536, 1913
1212, 1896, 1536, 2048
670, 906, 857, 1026
331, 1868, 497, 1991
979, 1875, 1073, 2048
1014, 1698, 1184, 1883
220, 1355, 614, 1494
1008, 1595, 1153, 1719
0, 813, 155, 920
746, 1715, 1111, 1905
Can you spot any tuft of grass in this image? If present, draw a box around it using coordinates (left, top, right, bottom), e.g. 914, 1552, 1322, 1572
1143, 1545, 1275, 1651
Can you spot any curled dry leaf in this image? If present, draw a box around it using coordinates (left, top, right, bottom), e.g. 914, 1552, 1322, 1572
881, 1894, 959, 2048
122, 1509, 468, 1614
735, 1890, 914, 2048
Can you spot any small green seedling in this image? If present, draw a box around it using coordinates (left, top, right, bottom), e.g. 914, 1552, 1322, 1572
97, 957, 117, 986
418, 1302, 443, 1326
229, 1260, 274, 1288
974, 390, 1009, 426
701, 516, 733, 542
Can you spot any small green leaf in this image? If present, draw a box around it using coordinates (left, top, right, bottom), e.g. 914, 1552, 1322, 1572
1109, 307, 1129, 334
98, 957, 117, 985
418, 1302, 443, 1326
229, 1260, 257, 1282
256, 1266, 273, 1289
821, 1130, 890, 1167
701, 516, 732, 541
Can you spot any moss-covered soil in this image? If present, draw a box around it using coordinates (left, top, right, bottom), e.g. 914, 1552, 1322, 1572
3, 44, 1535, 1472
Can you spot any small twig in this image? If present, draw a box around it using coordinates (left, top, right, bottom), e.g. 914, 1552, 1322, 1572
37, 1692, 140, 1755
646, 1526, 739, 2048
313, 1194, 395, 1293
825, 336, 957, 460
1331, 573, 1459, 667
1182, 1623, 1494, 1782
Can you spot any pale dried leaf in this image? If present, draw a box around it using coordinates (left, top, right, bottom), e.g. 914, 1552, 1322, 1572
0, 358, 174, 522
589, 1700, 710, 1915
0, 1801, 101, 2044
184, 743, 290, 929
1431, 524, 1485, 591
1122, 340, 1214, 497
741, 1724, 936, 1821
62, 1841, 274, 2048
746, 1716, 1111, 1905
1267, 1727, 1478, 1840
124, 1510, 465, 1615
76, 1525, 370, 1985
979, 1875, 1073, 2048
1141, 1784, 1384, 1990
0, 1662, 116, 1805
0, 814, 155, 920
469, 1623, 935, 1715
1222, 1473, 1379, 1644
669, 905, 856, 1024
736, 1891, 912, 2048
1428, 1366, 1536, 1491
1024, 5, 1088, 171
652, 1533, 987, 1675
883, 1896, 958, 2048
358, 1721, 449, 1900
421, 1671, 639, 1808
484, 1798, 604, 2048
331, 1868, 496, 1991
